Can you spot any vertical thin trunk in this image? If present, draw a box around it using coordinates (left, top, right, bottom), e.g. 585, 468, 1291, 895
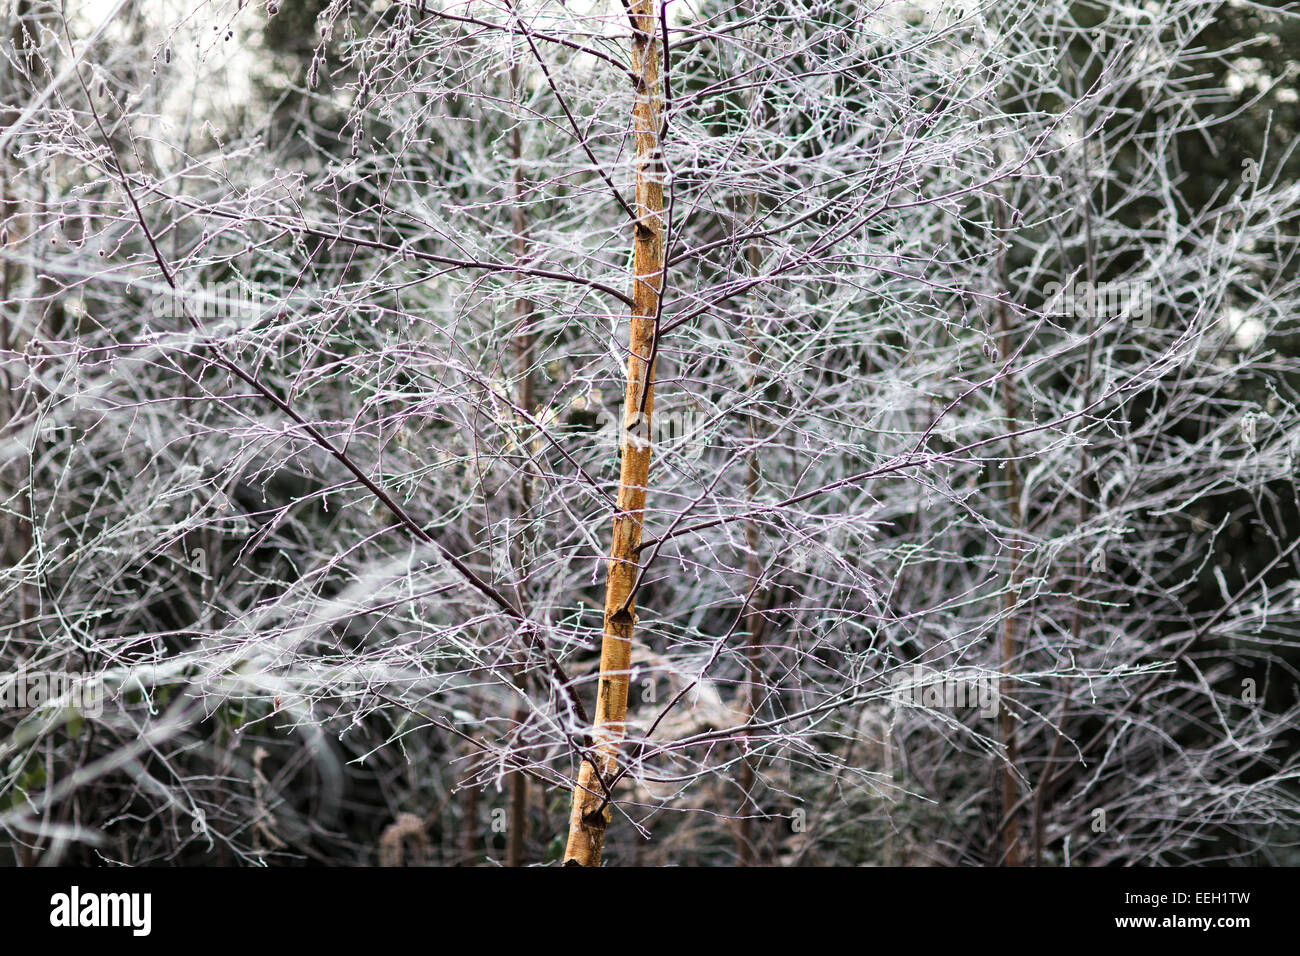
460, 748, 482, 865
736, 198, 764, 866
992, 197, 1024, 867
506, 749, 527, 867
563, 0, 665, 867
4, 20, 64, 813
506, 69, 533, 870
1, 13, 36, 823
0, 170, 35, 870
736, 455, 762, 865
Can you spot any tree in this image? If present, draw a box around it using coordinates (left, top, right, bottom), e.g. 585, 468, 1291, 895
2, 0, 1299, 867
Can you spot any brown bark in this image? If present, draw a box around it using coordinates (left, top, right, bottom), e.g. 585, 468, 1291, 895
460, 744, 482, 865
562, 0, 665, 867
506, 69, 533, 871
2, 0, 37, 703
736, 200, 764, 866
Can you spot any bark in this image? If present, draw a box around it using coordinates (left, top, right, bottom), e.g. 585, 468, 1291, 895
992, 197, 1024, 867
460, 748, 482, 865
507, 69, 533, 870
562, 0, 665, 867
736, 197, 764, 866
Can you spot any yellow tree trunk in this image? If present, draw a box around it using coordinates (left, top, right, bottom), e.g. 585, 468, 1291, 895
563, 0, 665, 867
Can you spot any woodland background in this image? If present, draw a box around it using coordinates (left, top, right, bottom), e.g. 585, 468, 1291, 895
2, 0, 1300, 866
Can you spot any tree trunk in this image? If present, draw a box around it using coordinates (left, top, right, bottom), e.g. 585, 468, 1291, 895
736, 196, 764, 866
563, 0, 665, 867
992, 197, 1024, 868
507, 66, 533, 871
